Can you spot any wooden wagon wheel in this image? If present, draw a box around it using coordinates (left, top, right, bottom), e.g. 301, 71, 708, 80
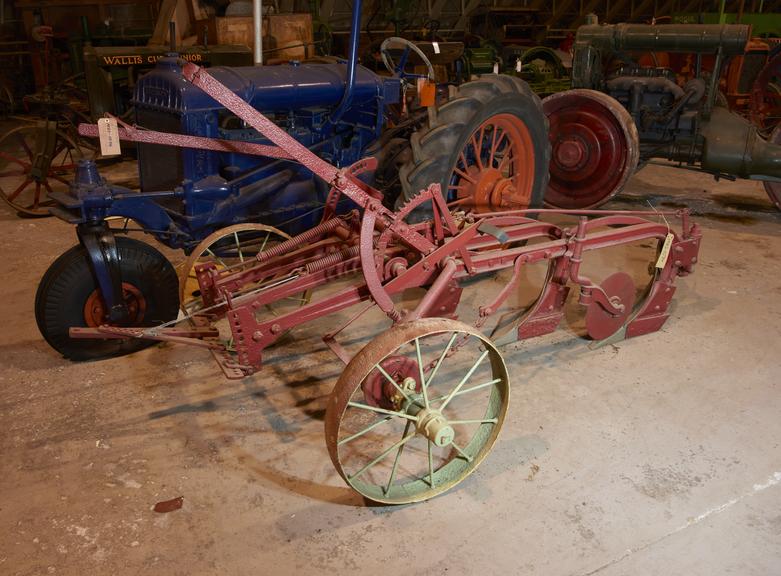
0, 123, 84, 217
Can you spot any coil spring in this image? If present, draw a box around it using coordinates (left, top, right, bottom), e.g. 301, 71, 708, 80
256, 217, 346, 263
305, 245, 360, 273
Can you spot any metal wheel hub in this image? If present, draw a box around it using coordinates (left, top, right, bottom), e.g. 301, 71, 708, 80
553, 133, 592, 171
458, 166, 517, 212
414, 407, 455, 447
362, 355, 420, 409
84, 283, 146, 327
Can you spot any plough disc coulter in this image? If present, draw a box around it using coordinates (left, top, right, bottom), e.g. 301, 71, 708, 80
64, 64, 701, 503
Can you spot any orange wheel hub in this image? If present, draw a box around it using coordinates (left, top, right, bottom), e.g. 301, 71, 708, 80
83, 283, 146, 327
449, 113, 535, 212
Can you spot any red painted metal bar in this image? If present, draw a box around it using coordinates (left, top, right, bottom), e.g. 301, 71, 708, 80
180, 63, 437, 256
78, 123, 293, 159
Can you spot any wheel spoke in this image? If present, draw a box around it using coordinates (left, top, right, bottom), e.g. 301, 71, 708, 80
414, 337, 429, 408
427, 442, 435, 488
0, 169, 25, 177
384, 420, 412, 494
488, 126, 499, 167
376, 364, 412, 404
338, 415, 393, 446
6, 177, 32, 201
259, 232, 270, 253
234, 231, 244, 262
448, 418, 498, 425
425, 332, 458, 390
439, 349, 489, 411
15, 132, 33, 160
346, 401, 418, 421
204, 247, 228, 269
434, 378, 502, 403
453, 166, 475, 184
347, 431, 416, 481
470, 134, 483, 170
450, 440, 473, 462
0, 151, 30, 169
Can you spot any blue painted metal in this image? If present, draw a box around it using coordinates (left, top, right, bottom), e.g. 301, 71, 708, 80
49, 0, 407, 315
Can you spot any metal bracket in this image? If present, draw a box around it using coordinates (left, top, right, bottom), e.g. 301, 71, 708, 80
76, 221, 128, 323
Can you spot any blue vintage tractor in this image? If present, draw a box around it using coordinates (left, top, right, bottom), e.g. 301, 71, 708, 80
34, 1, 551, 361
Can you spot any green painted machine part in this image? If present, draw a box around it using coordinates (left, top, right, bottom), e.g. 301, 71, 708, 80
463, 46, 500, 77
505, 45, 571, 96
673, 13, 781, 38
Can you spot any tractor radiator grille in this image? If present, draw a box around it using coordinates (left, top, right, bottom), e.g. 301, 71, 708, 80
136, 108, 183, 192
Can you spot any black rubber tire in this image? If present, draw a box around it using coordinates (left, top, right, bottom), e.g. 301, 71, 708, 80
35, 236, 180, 361
397, 74, 550, 216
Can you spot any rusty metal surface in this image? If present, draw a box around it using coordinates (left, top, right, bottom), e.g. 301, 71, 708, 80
68, 63, 704, 503
73, 63, 702, 381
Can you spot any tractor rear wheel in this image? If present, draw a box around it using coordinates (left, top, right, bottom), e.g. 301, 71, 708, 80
543, 89, 639, 209
764, 125, 781, 210
35, 237, 180, 360
398, 74, 550, 216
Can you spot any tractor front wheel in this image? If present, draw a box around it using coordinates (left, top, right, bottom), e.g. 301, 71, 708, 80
35, 236, 180, 360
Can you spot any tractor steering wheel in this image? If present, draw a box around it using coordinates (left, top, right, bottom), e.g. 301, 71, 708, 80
380, 37, 436, 82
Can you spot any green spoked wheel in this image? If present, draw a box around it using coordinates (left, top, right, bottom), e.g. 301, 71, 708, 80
325, 318, 509, 504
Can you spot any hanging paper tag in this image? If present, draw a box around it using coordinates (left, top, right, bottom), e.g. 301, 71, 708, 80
97, 117, 121, 156
515, 58, 522, 72
655, 233, 674, 268
492, 62, 499, 74
432, 41, 440, 54
419, 82, 436, 107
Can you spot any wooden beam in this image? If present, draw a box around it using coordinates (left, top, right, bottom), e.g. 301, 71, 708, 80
429, 0, 449, 20
547, 0, 578, 27
320, 0, 335, 19
606, 0, 632, 21
148, 0, 178, 46
453, 0, 483, 32
628, 0, 655, 20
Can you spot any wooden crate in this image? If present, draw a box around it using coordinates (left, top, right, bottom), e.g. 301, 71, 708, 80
215, 13, 313, 61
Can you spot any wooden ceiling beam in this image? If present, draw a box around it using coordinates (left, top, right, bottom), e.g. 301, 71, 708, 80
547, 0, 578, 27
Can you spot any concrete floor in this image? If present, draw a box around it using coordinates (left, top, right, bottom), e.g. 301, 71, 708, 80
1, 162, 781, 575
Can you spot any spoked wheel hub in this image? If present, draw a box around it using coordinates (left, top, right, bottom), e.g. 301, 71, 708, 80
458, 166, 518, 211
83, 283, 146, 327
451, 114, 535, 212
412, 405, 456, 448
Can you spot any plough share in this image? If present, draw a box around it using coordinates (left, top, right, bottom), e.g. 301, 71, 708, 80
70, 63, 702, 503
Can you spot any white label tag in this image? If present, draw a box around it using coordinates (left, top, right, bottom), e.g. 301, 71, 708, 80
432, 41, 440, 54
655, 233, 674, 268
492, 62, 499, 74
97, 117, 121, 156
515, 58, 522, 72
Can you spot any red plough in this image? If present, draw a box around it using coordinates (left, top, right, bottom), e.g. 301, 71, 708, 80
71, 64, 702, 503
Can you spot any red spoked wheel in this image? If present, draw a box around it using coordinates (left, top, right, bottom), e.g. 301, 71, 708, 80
398, 75, 550, 217
750, 50, 781, 135
0, 124, 84, 217
543, 89, 640, 209
450, 113, 536, 211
